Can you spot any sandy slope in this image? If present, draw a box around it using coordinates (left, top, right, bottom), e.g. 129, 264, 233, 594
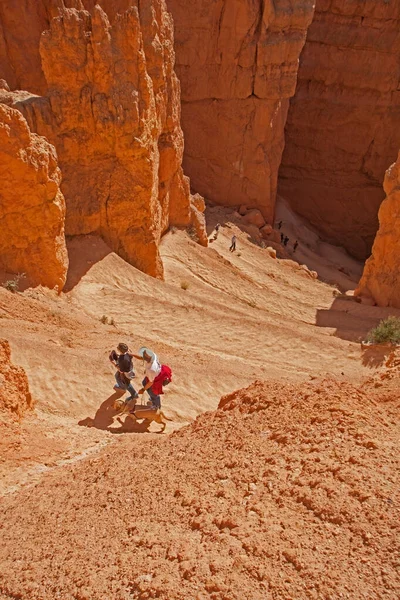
1, 205, 399, 496
0, 375, 398, 600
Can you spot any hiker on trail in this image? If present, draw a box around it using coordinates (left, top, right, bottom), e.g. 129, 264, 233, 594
280, 232, 284, 243
278, 220, 283, 230
293, 240, 299, 253
109, 343, 138, 403
137, 347, 172, 410
284, 236, 289, 247
215, 223, 221, 233
229, 235, 237, 252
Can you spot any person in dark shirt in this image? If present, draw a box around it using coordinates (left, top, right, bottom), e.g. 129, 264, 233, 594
278, 220, 283, 230
284, 236, 289, 247
293, 240, 299, 253
109, 342, 139, 403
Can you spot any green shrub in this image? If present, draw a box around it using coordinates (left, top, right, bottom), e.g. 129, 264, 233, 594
2, 273, 25, 293
180, 281, 189, 290
366, 316, 400, 345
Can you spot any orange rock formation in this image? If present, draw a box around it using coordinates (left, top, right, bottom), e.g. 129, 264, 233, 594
0, 102, 68, 290
280, 0, 400, 259
0, 1, 206, 279
0, 339, 33, 418
165, 0, 315, 222
355, 152, 400, 308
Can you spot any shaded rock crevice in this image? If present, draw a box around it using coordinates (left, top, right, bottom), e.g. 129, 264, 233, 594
279, 0, 400, 259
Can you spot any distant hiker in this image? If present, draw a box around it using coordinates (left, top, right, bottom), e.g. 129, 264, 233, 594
278, 220, 283, 230
293, 240, 299, 253
229, 235, 237, 252
284, 236, 289, 247
213, 222, 221, 240
280, 232, 284, 243
109, 343, 138, 403
137, 347, 172, 410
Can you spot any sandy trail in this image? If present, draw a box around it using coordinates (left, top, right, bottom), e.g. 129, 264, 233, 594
1, 205, 399, 496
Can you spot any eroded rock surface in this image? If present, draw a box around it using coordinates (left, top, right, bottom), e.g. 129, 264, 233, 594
0, 103, 68, 289
355, 152, 400, 308
280, 0, 400, 259
166, 0, 315, 222
0, 339, 33, 418
1, 2, 204, 278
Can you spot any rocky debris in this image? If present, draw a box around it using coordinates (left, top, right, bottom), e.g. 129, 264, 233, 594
0, 339, 33, 418
298, 264, 318, 280
166, 0, 315, 221
242, 209, 266, 229
0, 1, 206, 279
0, 103, 68, 290
0, 377, 398, 599
280, 0, 400, 259
355, 152, 400, 307
260, 224, 281, 245
266, 246, 277, 259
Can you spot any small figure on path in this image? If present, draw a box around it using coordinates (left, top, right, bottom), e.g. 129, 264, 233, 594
293, 240, 299, 253
215, 223, 221, 233
229, 235, 237, 252
278, 220, 283, 230
284, 236, 289, 247
280, 232, 284, 243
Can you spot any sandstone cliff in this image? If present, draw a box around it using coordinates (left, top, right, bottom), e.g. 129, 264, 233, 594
0, 339, 33, 418
0, 2, 204, 278
279, 0, 400, 259
165, 0, 315, 222
0, 101, 68, 290
355, 152, 400, 308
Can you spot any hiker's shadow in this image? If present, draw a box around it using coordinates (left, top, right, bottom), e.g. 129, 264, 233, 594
78, 391, 123, 431
361, 345, 393, 368
78, 392, 152, 434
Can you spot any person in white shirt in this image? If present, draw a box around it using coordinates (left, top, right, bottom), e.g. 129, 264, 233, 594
138, 348, 162, 409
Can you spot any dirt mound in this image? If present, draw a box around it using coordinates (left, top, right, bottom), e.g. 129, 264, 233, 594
0, 376, 398, 599
0, 339, 32, 418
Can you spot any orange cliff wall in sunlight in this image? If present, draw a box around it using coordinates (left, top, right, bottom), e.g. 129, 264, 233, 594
165, 0, 315, 223
0, 1, 132, 94
0, 2, 206, 279
355, 152, 400, 308
0, 338, 33, 419
0, 101, 68, 290
279, 0, 400, 260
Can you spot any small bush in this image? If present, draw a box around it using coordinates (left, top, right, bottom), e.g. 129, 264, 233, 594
366, 316, 400, 345
237, 252, 242, 257
170, 226, 177, 234
2, 273, 25, 293
180, 281, 189, 291
100, 315, 108, 324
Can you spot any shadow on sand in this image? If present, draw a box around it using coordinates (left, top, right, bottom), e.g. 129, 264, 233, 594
64, 234, 112, 292
316, 297, 400, 367
78, 392, 154, 434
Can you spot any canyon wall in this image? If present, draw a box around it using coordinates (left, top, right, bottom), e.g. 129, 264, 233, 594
0, 339, 33, 418
165, 0, 315, 222
0, 1, 204, 279
0, 100, 68, 290
355, 152, 400, 308
279, 0, 400, 259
